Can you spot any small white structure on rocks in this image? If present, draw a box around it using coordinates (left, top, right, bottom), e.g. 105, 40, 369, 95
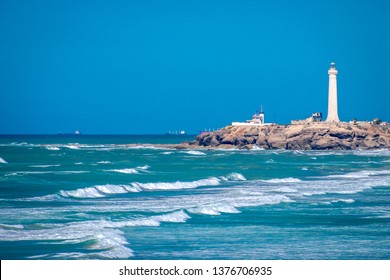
326, 62, 340, 123
232, 105, 271, 126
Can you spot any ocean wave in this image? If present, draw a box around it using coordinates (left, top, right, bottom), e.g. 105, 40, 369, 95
0, 142, 29, 147
326, 169, 390, 179
0, 220, 133, 259
59, 188, 105, 198
106, 165, 150, 174
5, 170, 89, 177
261, 177, 302, 183
0, 157, 7, 164
275, 187, 299, 193
95, 184, 128, 194
0, 224, 24, 230
251, 145, 264, 150
131, 177, 220, 191
188, 205, 240, 215
125, 145, 171, 150
63, 144, 80, 150
331, 199, 355, 204
182, 150, 206, 156
352, 149, 390, 157
45, 145, 60, 151
97, 161, 112, 164
221, 172, 247, 181
30, 164, 61, 168
107, 168, 139, 174
58, 177, 221, 198
54, 172, 246, 200
0, 210, 189, 259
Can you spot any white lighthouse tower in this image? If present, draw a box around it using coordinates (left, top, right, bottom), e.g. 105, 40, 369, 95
325, 62, 340, 123
259, 105, 265, 124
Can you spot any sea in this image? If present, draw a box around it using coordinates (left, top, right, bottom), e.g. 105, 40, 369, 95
0, 135, 389, 260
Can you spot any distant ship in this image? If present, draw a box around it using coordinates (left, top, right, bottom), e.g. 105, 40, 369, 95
165, 130, 186, 135
57, 130, 81, 136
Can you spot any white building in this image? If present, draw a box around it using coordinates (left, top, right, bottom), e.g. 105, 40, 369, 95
232, 105, 271, 126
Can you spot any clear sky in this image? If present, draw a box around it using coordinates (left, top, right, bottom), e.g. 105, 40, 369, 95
1, 0, 389, 134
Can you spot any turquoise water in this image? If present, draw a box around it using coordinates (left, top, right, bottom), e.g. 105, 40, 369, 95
0, 135, 389, 259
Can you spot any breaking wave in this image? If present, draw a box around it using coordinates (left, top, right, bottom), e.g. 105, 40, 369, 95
58, 176, 225, 198
0, 157, 7, 164
45, 146, 60, 151
262, 177, 302, 183
30, 164, 61, 168
188, 205, 241, 215
130, 177, 220, 191
63, 144, 80, 150
221, 172, 247, 181
106, 165, 150, 174
326, 169, 390, 179
183, 150, 206, 156
0, 210, 189, 259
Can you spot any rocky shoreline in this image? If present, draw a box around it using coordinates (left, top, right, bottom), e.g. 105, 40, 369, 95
177, 122, 390, 150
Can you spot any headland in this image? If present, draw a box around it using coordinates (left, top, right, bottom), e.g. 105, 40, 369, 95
185, 122, 390, 150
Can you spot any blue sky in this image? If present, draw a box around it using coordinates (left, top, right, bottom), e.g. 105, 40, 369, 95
1, 0, 389, 134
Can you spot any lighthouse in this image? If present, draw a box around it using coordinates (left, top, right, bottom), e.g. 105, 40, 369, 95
325, 62, 340, 123
259, 105, 265, 124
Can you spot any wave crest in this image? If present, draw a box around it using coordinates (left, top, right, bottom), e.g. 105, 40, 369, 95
106, 165, 150, 174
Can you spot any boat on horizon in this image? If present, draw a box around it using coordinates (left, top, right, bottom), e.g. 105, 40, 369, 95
57, 130, 81, 136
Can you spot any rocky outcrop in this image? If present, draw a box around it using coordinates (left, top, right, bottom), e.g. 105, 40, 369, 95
191, 122, 390, 150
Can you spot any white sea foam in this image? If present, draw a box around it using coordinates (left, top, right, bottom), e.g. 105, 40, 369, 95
57, 177, 220, 199
30, 164, 61, 168
221, 172, 247, 181
59, 188, 105, 198
97, 161, 112, 164
189, 205, 240, 215
45, 146, 60, 151
95, 184, 128, 194
251, 145, 264, 150
331, 199, 355, 204
161, 151, 173, 155
275, 187, 298, 193
0, 224, 24, 230
131, 177, 220, 191
183, 150, 206, 156
21, 170, 89, 175
262, 177, 302, 183
0, 210, 192, 259
0, 220, 134, 259
63, 144, 80, 150
137, 165, 150, 170
301, 167, 309, 171
107, 165, 150, 174
326, 169, 390, 179
188, 207, 221, 215
108, 168, 139, 174
352, 149, 390, 157
0, 157, 7, 164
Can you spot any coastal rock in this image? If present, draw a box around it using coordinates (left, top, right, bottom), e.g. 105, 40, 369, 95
190, 122, 390, 150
